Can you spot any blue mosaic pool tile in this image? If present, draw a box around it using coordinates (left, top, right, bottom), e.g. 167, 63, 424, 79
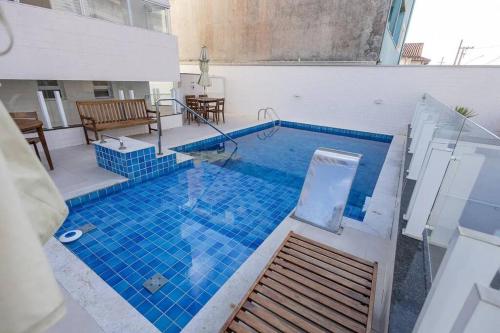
59, 123, 391, 332
67, 157, 194, 209
95, 144, 177, 181
58, 161, 299, 332
280, 121, 393, 143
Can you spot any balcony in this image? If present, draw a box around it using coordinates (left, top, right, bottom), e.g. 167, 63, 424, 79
11, 0, 171, 34
0, 0, 179, 81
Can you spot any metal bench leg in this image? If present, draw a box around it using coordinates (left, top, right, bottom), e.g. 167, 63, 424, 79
83, 127, 90, 144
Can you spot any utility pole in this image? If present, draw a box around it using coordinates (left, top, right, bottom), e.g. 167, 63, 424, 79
453, 39, 474, 65
453, 39, 463, 65
457, 46, 474, 65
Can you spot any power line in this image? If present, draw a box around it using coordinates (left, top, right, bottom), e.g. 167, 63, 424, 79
486, 55, 500, 65
464, 54, 484, 65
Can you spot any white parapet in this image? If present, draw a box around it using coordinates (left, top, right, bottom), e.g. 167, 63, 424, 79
414, 228, 500, 333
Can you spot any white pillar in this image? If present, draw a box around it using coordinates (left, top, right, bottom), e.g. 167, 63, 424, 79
118, 90, 125, 100
54, 91, 68, 127
126, 0, 134, 26
36, 91, 53, 129
171, 88, 179, 114
403, 143, 452, 239
407, 122, 436, 180
128, 90, 135, 99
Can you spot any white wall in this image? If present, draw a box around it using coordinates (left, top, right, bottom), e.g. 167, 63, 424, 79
181, 64, 500, 135
0, 1, 180, 82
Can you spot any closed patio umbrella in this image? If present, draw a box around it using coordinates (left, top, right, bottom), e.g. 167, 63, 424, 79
197, 46, 211, 93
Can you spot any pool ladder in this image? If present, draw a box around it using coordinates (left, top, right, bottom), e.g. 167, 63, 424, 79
258, 107, 281, 126
257, 107, 281, 139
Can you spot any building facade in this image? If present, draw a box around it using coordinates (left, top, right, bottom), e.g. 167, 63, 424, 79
170, 0, 415, 64
400, 42, 431, 65
0, 0, 180, 129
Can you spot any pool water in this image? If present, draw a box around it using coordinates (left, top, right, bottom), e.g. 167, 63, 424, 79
189, 126, 390, 221
58, 126, 390, 332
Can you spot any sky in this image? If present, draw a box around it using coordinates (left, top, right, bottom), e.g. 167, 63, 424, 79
405, 0, 500, 65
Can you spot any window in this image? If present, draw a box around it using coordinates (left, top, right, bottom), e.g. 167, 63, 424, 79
93, 81, 113, 99
37, 80, 64, 99
387, 0, 406, 45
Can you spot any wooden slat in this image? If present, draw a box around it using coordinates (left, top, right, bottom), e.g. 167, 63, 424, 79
255, 284, 351, 333
269, 263, 369, 313
290, 233, 375, 267
260, 277, 365, 333
221, 232, 377, 333
236, 310, 280, 333
273, 258, 370, 304
249, 292, 324, 333
281, 247, 372, 288
242, 301, 303, 333
286, 238, 373, 275
265, 270, 368, 324
277, 252, 371, 296
228, 321, 254, 333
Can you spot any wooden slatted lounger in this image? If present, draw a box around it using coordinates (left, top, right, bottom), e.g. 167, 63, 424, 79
220, 232, 378, 333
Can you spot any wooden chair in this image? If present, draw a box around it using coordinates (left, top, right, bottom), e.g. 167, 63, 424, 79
216, 98, 225, 124
185, 95, 201, 124
10, 111, 41, 160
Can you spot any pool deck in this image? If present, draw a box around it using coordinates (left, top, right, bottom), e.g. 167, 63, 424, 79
43, 114, 404, 333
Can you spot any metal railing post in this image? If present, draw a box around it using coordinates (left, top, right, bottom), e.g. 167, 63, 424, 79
154, 98, 238, 154
156, 100, 163, 155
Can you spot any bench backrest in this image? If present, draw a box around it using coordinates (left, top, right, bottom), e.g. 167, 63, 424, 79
76, 99, 149, 124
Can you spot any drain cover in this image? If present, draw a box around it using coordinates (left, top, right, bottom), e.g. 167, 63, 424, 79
143, 273, 168, 294
78, 223, 96, 234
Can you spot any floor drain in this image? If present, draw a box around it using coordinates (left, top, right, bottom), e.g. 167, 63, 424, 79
143, 273, 168, 294
78, 223, 96, 234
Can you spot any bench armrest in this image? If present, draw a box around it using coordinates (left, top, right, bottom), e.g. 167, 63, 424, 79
80, 115, 96, 126
146, 109, 158, 119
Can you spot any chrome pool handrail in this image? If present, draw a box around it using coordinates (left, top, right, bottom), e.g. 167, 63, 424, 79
154, 98, 238, 156
100, 134, 126, 150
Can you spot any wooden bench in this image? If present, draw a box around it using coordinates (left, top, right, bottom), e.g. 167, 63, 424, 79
76, 99, 157, 144
221, 232, 378, 333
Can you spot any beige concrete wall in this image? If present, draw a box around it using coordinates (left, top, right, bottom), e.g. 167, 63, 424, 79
171, 0, 390, 63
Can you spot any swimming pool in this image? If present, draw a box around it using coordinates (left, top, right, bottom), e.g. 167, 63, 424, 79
57, 123, 391, 332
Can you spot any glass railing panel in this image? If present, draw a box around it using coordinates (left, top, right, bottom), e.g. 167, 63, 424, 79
427, 119, 500, 251
426, 94, 466, 145
83, 0, 129, 25
17, 0, 170, 33
128, 0, 170, 33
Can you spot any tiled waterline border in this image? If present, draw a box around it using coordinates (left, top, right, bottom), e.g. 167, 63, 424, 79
66, 158, 194, 209
172, 120, 393, 153
67, 120, 392, 209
